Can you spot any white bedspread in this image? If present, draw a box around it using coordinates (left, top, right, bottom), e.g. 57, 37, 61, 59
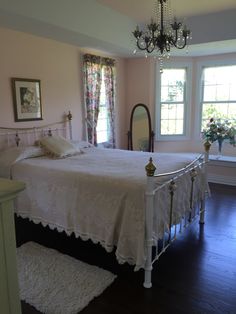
11, 148, 205, 270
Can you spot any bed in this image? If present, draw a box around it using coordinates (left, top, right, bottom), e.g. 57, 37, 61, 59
0, 115, 210, 288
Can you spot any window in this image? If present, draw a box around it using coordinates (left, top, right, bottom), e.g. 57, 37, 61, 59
201, 65, 236, 130
156, 65, 190, 139
97, 68, 109, 144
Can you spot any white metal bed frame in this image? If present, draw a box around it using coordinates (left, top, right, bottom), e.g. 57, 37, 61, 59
143, 148, 210, 288
0, 112, 210, 288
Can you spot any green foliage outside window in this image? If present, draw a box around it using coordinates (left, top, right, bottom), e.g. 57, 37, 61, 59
202, 118, 236, 146
202, 104, 236, 130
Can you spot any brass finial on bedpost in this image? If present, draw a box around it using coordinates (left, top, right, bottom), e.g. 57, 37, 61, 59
145, 157, 156, 177
67, 111, 73, 140
204, 140, 211, 163
204, 140, 211, 153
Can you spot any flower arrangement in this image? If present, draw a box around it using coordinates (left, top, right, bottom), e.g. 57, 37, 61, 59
202, 118, 236, 147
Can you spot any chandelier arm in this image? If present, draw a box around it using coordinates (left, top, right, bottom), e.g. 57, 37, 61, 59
147, 44, 156, 53
172, 36, 187, 50
169, 29, 178, 46
146, 36, 156, 52
136, 40, 154, 53
136, 40, 149, 51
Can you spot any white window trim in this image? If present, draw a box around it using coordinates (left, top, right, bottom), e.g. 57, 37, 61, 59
194, 56, 236, 139
155, 61, 192, 141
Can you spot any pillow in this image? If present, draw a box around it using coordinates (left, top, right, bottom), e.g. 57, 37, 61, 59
40, 135, 82, 158
0, 146, 44, 178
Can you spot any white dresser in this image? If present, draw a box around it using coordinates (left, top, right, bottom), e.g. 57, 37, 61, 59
0, 178, 25, 314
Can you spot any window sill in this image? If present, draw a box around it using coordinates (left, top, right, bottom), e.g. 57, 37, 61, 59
156, 135, 190, 141
209, 155, 236, 167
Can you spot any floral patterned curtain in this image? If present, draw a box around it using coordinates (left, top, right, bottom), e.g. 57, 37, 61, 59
83, 54, 116, 147
83, 54, 102, 145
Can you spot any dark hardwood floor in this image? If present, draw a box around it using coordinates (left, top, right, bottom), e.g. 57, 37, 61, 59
17, 183, 236, 314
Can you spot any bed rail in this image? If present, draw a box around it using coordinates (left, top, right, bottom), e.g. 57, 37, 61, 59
143, 142, 211, 288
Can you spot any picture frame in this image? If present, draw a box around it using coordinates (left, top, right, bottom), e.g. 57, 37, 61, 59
12, 78, 43, 122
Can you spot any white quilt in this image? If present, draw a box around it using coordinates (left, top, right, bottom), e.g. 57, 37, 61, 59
11, 148, 206, 270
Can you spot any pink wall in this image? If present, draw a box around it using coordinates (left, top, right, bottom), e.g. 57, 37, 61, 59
0, 27, 126, 146
0, 27, 82, 139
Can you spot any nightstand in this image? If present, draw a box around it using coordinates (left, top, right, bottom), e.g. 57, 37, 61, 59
0, 178, 25, 314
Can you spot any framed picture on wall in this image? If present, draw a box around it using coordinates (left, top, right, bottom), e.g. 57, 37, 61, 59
12, 78, 43, 122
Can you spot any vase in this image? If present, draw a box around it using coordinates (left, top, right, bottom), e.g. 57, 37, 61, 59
217, 138, 224, 158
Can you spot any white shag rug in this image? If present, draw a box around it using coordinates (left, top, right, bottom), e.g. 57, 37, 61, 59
17, 242, 117, 314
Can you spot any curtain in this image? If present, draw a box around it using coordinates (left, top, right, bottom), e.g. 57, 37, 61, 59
83, 54, 116, 147
83, 54, 102, 146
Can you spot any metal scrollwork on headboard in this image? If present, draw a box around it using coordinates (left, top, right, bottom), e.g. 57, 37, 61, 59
0, 111, 73, 149
67, 110, 73, 140
15, 132, 20, 147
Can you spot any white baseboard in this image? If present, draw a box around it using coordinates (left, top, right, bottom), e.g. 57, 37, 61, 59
208, 174, 236, 186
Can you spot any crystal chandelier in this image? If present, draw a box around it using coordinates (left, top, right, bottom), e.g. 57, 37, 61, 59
132, 0, 191, 72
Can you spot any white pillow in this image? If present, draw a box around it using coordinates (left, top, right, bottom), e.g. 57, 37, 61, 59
40, 135, 82, 158
0, 146, 44, 178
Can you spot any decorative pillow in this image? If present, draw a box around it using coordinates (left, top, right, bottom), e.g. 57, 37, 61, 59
40, 135, 82, 158
0, 146, 44, 178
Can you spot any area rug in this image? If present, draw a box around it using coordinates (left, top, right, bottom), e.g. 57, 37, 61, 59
17, 241, 117, 314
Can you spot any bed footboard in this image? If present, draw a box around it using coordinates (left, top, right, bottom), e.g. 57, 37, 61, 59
143, 143, 211, 288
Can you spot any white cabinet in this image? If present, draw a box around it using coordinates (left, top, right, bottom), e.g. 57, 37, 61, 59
0, 178, 25, 314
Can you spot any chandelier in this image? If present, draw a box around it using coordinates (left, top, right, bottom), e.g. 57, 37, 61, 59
132, 0, 191, 72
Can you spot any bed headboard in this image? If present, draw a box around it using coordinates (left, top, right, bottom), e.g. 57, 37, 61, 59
0, 111, 73, 150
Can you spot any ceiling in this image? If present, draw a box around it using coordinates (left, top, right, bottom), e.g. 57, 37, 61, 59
0, 0, 236, 58
96, 0, 236, 57
98, 0, 236, 22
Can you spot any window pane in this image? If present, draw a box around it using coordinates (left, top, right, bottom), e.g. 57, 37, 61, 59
160, 68, 186, 136
203, 84, 231, 101
201, 65, 236, 130
160, 103, 184, 135
230, 86, 236, 100
161, 69, 185, 102
161, 104, 169, 119
97, 69, 109, 144
176, 120, 184, 134
176, 107, 184, 119
203, 66, 236, 101
161, 120, 172, 135
203, 85, 217, 101
161, 119, 184, 135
